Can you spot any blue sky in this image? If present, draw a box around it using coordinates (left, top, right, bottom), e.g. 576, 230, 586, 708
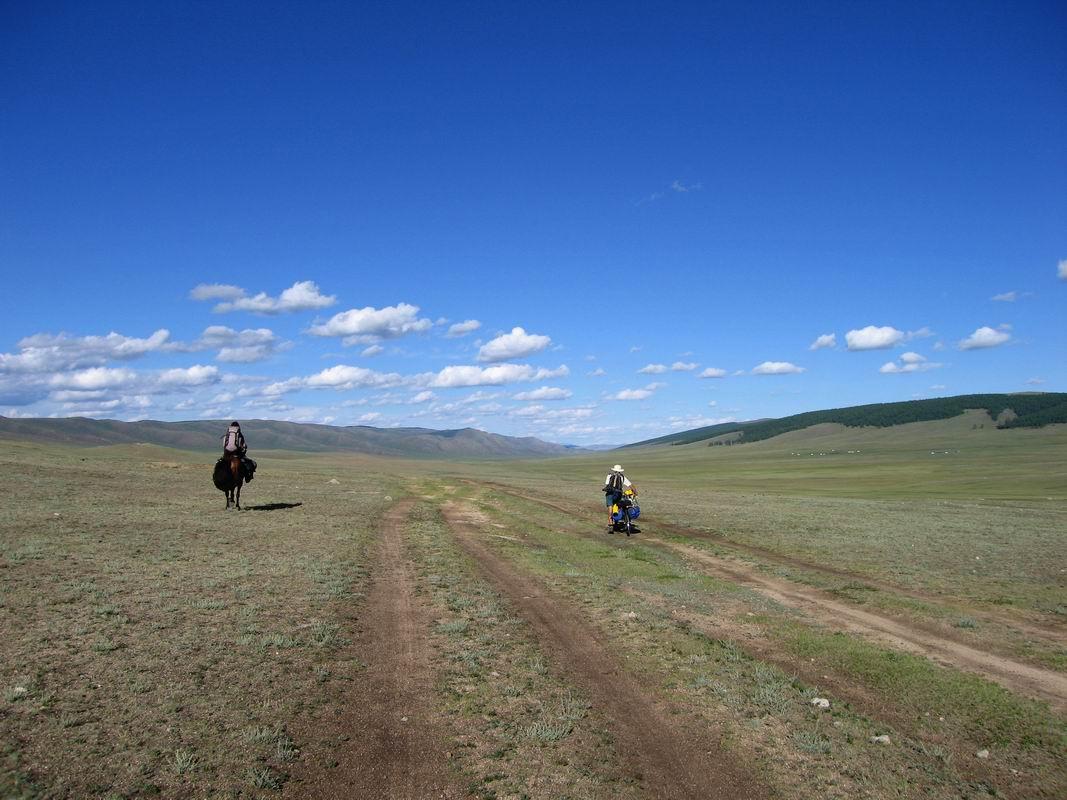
1, 1, 1064, 445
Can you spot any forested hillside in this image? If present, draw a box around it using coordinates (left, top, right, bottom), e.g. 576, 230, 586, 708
622, 393, 1067, 449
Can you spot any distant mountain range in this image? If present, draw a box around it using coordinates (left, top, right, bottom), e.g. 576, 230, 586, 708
0, 416, 574, 459
4, 393, 1064, 458
621, 393, 1067, 449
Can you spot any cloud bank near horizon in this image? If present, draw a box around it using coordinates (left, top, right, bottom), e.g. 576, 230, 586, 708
1, 274, 1058, 444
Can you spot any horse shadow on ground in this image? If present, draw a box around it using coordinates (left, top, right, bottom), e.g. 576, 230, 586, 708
244, 502, 303, 512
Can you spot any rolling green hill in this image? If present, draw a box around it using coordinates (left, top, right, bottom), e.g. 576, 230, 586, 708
621, 393, 1067, 449
0, 416, 572, 459
477, 408, 1067, 501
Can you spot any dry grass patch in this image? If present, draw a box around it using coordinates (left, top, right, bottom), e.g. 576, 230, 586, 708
0, 444, 394, 798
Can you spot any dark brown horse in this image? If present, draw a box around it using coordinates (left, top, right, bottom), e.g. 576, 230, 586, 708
212, 454, 244, 510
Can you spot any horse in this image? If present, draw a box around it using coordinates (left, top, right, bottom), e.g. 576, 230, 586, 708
212, 453, 244, 510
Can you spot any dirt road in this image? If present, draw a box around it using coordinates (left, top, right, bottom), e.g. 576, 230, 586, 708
287, 499, 466, 799
442, 501, 767, 800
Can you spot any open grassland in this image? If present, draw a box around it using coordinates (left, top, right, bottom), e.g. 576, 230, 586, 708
0, 442, 403, 797
496, 411, 1067, 499
431, 480, 1066, 799
599, 410, 1064, 498
450, 413, 1067, 621
2, 419, 1065, 799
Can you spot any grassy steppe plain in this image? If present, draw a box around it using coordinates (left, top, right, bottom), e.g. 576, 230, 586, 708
0, 442, 402, 797
1, 411, 1065, 798
464, 412, 1067, 618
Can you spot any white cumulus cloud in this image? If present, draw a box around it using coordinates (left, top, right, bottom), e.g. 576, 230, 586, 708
196, 325, 271, 347
50, 367, 139, 390
1, 329, 171, 373
845, 326, 905, 351
698, 367, 727, 379
614, 388, 653, 400
879, 352, 942, 374
216, 344, 275, 363
477, 327, 551, 362
305, 365, 406, 390
510, 404, 596, 421
37, 364, 226, 408
958, 326, 1012, 350
446, 320, 482, 338
426, 364, 569, 388
638, 364, 668, 374
671, 361, 698, 372
809, 333, 836, 350
257, 377, 305, 397
215, 331, 279, 363
158, 365, 220, 387
208, 281, 336, 314
309, 302, 432, 344
514, 386, 572, 401
163, 326, 283, 364
613, 382, 664, 401
752, 361, 805, 375
991, 291, 1018, 302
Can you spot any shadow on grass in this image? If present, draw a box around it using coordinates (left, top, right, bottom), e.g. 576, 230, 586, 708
245, 502, 303, 512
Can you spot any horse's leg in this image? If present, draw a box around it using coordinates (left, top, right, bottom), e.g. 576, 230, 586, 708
228, 457, 240, 509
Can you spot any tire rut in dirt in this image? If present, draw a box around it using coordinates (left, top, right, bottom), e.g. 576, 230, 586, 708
287, 499, 466, 800
670, 542, 1067, 714
441, 501, 767, 800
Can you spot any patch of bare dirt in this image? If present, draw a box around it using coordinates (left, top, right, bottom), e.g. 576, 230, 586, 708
440, 501, 767, 800
286, 499, 467, 799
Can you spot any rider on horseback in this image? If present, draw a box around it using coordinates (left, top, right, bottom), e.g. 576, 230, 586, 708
222, 421, 255, 481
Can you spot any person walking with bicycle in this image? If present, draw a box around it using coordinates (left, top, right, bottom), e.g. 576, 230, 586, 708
602, 464, 636, 529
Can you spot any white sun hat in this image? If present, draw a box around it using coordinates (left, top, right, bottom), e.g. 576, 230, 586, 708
612, 464, 624, 472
